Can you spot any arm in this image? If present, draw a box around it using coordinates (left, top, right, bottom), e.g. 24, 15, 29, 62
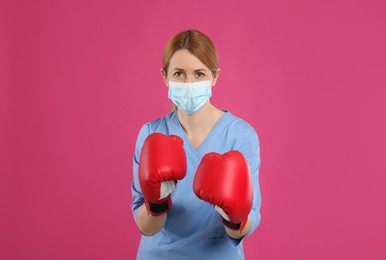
194, 151, 253, 236
131, 125, 168, 236
226, 126, 262, 243
193, 125, 261, 244
131, 128, 186, 236
137, 204, 167, 236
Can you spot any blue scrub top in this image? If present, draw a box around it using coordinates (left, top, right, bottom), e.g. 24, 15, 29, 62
131, 110, 261, 260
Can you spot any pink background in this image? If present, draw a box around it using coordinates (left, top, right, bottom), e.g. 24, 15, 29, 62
1, 0, 386, 259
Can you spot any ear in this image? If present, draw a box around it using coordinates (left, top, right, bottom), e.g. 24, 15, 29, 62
160, 69, 168, 87
211, 68, 222, 87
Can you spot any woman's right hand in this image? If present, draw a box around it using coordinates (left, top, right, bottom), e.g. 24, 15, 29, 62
138, 133, 187, 216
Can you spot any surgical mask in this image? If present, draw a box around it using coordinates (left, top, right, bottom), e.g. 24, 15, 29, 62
168, 80, 212, 114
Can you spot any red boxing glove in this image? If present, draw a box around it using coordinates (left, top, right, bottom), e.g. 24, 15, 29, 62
193, 151, 253, 232
139, 133, 187, 216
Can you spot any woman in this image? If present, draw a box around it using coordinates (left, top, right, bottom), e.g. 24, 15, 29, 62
131, 29, 261, 259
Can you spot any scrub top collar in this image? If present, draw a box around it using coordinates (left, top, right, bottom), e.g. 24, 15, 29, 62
170, 110, 230, 155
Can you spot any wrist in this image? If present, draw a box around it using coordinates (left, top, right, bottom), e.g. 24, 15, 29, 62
221, 217, 241, 230
224, 216, 252, 238
145, 195, 172, 216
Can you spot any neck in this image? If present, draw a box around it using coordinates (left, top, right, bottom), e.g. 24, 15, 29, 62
176, 102, 223, 134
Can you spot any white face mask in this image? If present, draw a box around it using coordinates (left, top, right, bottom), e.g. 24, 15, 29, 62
168, 80, 212, 114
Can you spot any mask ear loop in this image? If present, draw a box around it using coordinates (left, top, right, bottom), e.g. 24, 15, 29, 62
211, 69, 219, 87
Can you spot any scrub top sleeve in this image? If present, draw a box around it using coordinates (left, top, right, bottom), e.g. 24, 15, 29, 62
227, 126, 262, 247
131, 124, 150, 224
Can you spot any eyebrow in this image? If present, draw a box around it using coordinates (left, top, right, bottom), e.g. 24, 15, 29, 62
173, 68, 207, 72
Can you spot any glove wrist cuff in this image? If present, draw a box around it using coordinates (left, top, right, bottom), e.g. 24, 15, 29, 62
221, 217, 241, 231
145, 195, 172, 216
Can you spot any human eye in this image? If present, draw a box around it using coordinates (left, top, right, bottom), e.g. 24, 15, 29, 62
196, 71, 206, 78
173, 71, 185, 78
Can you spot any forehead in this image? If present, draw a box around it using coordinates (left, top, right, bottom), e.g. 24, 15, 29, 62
169, 49, 209, 70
